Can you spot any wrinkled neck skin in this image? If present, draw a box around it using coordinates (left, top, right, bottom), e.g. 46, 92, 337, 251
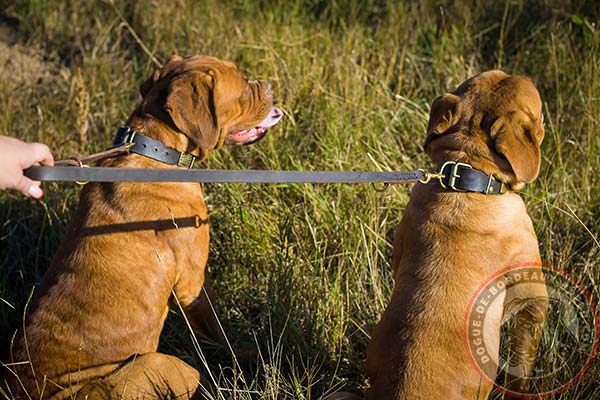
427, 134, 524, 191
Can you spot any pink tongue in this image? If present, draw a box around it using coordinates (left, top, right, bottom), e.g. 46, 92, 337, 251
226, 106, 283, 144
258, 107, 283, 128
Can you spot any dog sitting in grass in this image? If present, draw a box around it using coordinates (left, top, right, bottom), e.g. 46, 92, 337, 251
364, 70, 548, 399
5, 55, 282, 399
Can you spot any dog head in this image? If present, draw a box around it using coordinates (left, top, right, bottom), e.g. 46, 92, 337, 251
138, 55, 282, 160
424, 70, 544, 191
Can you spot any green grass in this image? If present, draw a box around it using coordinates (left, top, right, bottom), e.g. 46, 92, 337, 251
1, 0, 599, 398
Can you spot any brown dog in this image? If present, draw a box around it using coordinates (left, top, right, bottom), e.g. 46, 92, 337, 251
6, 55, 282, 399
365, 70, 548, 399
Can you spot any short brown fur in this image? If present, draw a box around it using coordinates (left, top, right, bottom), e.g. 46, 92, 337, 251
6, 55, 276, 399
365, 70, 548, 400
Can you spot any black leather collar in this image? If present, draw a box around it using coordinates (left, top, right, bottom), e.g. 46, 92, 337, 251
437, 161, 507, 195
113, 126, 197, 169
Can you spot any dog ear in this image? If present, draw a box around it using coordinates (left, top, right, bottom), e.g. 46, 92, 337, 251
140, 56, 185, 98
164, 71, 220, 150
491, 110, 544, 187
140, 69, 160, 98
424, 93, 461, 151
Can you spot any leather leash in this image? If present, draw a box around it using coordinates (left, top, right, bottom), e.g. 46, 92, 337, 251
53, 144, 133, 167
25, 166, 425, 186
24, 162, 506, 195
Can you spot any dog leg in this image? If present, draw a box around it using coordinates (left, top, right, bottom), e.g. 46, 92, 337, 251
76, 353, 203, 399
501, 283, 548, 396
185, 277, 227, 343
173, 271, 227, 347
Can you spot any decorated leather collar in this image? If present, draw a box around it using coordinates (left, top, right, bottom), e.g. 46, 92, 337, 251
113, 126, 198, 169
436, 161, 507, 195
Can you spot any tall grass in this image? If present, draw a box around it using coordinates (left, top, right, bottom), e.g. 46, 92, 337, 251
1, 0, 599, 398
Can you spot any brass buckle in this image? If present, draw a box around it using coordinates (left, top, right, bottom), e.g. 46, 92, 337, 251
124, 131, 136, 144
177, 152, 196, 169
116, 126, 136, 145
438, 161, 472, 191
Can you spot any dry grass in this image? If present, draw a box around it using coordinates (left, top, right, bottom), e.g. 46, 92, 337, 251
1, 1, 599, 398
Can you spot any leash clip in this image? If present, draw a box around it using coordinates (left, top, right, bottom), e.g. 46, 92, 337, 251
418, 169, 445, 185
70, 158, 90, 185
371, 182, 390, 192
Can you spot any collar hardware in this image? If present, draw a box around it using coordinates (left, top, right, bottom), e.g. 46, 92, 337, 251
436, 161, 506, 195
439, 161, 472, 192
177, 152, 197, 169
115, 127, 137, 146
484, 173, 507, 194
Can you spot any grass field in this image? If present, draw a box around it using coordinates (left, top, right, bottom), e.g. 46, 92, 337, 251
0, 0, 599, 398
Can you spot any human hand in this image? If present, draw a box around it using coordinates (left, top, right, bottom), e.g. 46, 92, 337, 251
0, 136, 54, 199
